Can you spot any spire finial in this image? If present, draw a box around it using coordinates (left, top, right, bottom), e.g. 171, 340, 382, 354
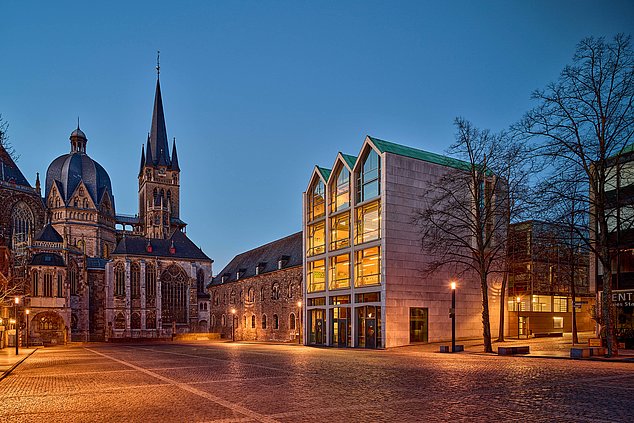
156, 50, 160, 78
77, 116, 80, 129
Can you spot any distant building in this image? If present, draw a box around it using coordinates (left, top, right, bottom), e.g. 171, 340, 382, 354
302, 136, 502, 348
508, 221, 593, 337
208, 232, 302, 342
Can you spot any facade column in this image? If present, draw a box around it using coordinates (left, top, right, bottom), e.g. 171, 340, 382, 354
140, 261, 146, 331
156, 260, 162, 331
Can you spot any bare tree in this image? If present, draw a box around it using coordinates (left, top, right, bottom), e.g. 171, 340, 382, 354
415, 118, 514, 352
0, 114, 19, 162
518, 34, 634, 356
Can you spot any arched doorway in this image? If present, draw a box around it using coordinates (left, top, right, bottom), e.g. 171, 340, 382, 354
32, 311, 66, 346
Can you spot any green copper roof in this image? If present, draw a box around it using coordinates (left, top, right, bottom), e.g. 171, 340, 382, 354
316, 166, 331, 180
341, 153, 357, 169
368, 136, 472, 171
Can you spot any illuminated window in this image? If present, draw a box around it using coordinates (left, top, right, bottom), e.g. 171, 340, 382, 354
307, 260, 326, 292
553, 316, 564, 329
131, 262, 140, 299
330, 212, 350, 250
329, 167, 350, 212
553, 296, 568, 312
355, 201, 380, 244
355, 246, 381, 287
532, 295, 552, 312
115, 263, 125, 297
357, 149, 380, 202
161, 264, 188, 324
307, 179, 325, 221
329, 254, 350, 290
307, 221, 326, 256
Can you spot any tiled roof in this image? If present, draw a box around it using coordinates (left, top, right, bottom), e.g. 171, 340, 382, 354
31, 252, 65, 267
34, 224, 63, 243
368, 136, 472, 172
0, 144, 31, 187
210, 232, 302, 287
112, 230, 210, 261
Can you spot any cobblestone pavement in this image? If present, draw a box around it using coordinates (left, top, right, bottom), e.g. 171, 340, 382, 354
0, 342, 632, 422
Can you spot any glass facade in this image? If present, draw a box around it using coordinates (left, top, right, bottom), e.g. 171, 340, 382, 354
357, 149, 380, 202
355, 201, 380, 244
330, 167, 350, 212
330, 212, 350, 250
308, 179, 325, 222
307, 221, 326, 256
355, 246, 381, 287
307, 260, 326, 292
329, 254, 350, 290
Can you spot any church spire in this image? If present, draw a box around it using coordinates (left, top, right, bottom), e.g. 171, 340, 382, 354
139, 144, 145, 177
148, 77, 171, 167
170, 138, 180, 171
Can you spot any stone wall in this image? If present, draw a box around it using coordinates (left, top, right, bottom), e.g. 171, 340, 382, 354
209, 266, 303, 342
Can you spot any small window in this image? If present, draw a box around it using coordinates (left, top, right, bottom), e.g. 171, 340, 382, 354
273, 314, 279, 330
221, 314, 226, 327
262, 314, 267, 329
553, 316, 564, 329
251, 315, 256, 329
290, 313, 296, 330
272, 283, 280, 300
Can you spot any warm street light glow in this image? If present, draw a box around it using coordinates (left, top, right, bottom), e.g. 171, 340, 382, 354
9, 319, 16, 324
450, 281, 456, 290
231, 308, 236, 315
516, 296, 521, 303
297, 301, 302, 308
26, 309, 30, 315
14, 297, 19, 304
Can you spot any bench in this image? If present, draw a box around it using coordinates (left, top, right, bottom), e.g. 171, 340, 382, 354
498, 346, 530, 355
439, 345, 464, 353
571, 347, 606, 358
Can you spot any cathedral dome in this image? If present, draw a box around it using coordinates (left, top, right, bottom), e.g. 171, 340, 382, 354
45, 126, 115, 210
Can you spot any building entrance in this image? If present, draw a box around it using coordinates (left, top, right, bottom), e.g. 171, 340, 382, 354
409, 307, 428, 343
330, 307, 351, 347
308, 309, 325, 345
356, 305, 381, 348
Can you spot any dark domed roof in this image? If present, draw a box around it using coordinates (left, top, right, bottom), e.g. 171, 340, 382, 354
45, 127, 115, 209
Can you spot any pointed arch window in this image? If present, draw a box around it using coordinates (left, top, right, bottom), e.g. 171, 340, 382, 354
273, 314, 279, 330
262, 314, 267, 329
43, 273, 53, 297
330, 166, 350, 212
131, 262, 141, 299
146, 263, 156, 298
69, 264, 78, 295
31, 271, 39, 296
251, 314, 256, 329
57, 272, 63, 297
161, 264, 188, 324
357, 149, 381, 202
307, 178, 325, 221
11, 201, 33, 261
197, 269, 205, 294
115, 263, 125, 297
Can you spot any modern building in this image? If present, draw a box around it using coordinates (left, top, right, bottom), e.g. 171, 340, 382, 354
208, 232, 302, 342
302, 135, 502, 349
590, 146, 634, 348
507, 221, 593, 337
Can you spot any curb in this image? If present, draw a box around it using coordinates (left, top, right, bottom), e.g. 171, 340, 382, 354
0, 349, 37, 382
467, 350, 634, 363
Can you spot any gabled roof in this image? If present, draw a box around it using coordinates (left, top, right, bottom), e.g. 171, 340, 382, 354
0, 144, 31, 187
341, 153, 357, 169
210, 232, 302, 287
34, 224, 63, 243
112, 230, 210, 261
30, 252, 65, 267
316, 166, 331, 181
367, 136, 472, 172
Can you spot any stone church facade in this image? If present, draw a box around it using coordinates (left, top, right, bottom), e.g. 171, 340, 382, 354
0, 73, 212, 346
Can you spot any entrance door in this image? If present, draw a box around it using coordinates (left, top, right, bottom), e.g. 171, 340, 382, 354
366, 318, 376, 349
315, 318, 324, 344
337, 319, 348, 347
409, 307, 428, 343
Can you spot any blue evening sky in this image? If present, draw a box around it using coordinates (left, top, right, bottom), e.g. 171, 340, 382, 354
1, 1, 632, 271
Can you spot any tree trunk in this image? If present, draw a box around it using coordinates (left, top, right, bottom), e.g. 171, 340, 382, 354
480, 270, 493, 353
497, 271, 507, 342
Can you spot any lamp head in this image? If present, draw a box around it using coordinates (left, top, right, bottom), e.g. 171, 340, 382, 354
450, 281, 456, 290
231, 308, 236, 315
516, 296, 521, 303
14, 297, 19, 304
297, 301, 302, 308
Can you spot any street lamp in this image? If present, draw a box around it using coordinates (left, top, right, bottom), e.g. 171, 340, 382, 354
516, 296, 521, 339
25, 309, 30, 348
231, 308, 236, 342
297, 301, 302, 345
14, 297, 19, 354
450, 282, 456, 353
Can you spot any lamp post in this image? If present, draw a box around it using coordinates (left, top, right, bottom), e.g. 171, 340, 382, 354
516, 296, 521, 339
231, 308, 236, 342
25, 309, 30, 348
297, 301, 302, 345
450, 282, 456, 353
14, 297, 19, 355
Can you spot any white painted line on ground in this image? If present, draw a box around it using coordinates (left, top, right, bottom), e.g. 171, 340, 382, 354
85, 347, 280, 423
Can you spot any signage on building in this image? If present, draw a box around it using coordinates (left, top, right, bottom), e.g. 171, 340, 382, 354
612, 290, 634, 307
